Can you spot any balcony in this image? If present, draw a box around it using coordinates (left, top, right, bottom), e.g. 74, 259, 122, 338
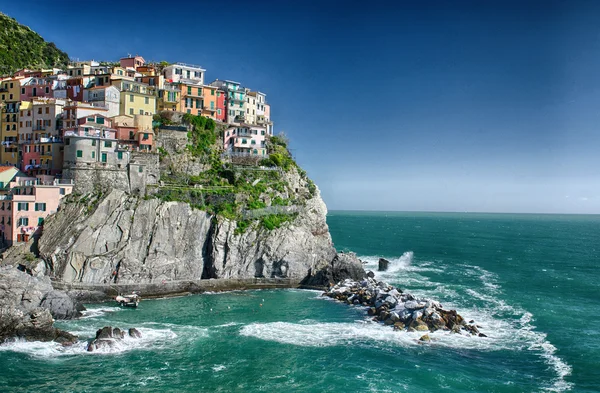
185, 90, 203, 99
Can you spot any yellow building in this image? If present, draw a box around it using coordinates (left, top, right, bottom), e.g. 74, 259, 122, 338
158, 84, 180, 112
112, 80, 157, 116
0, 78, 22, 165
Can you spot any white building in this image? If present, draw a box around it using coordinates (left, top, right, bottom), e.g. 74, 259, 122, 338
83, 86, 121, 118
163, 63, 205, 85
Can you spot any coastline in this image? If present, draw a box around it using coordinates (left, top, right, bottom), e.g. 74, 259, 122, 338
52, 278, 326, 303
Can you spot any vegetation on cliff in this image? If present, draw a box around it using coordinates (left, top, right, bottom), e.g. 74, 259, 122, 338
152, 112, 315, 232
0, 13, 69, 75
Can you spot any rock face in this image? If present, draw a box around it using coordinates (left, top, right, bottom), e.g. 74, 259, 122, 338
378, 258, 390, 272
87, 326, 142, 352
324, 275, 482, 335
18, 182, 363, 287
0, 266, 80, 344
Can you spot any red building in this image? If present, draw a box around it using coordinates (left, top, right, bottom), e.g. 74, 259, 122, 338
216, 90, 226, 122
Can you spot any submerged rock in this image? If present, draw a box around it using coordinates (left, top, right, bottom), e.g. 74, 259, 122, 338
323, 276, 482, 336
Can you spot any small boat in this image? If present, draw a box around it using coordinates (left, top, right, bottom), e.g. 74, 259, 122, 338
115, 292, 140, 308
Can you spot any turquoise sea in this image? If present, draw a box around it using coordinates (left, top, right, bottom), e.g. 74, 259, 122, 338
0, 211, 598, 392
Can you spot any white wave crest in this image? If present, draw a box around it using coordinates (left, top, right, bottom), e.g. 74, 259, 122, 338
0, 327, 177, 358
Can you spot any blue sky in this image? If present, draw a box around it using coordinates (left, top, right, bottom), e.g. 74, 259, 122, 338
3, 0, 600, 213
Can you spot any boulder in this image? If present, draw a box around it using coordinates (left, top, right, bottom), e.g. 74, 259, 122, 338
419, 334, 431, 342
87, 326, 141, 352
0, 266, 80, 343
378, 258, 390, 271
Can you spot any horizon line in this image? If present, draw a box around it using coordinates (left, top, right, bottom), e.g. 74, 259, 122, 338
327, 209, 600, 216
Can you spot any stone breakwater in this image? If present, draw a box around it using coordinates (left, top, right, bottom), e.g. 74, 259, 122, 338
324, 275, 486, 337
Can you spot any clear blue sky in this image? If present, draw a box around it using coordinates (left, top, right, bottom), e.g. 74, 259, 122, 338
3, 0, 600, 213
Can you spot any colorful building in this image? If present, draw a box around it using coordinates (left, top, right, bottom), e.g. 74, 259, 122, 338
201, 85, 218, 119
83, 86, 121, 118
215, 89, 226, 122
223, 124, 268, 156
179, 83, 204, 115
120, 55, 145, 70
163, 63, 205, 85
0, 168, 73, 245
112, 80, 156, 116
1, 101, 20, 165
210, 79, 245, 123
157, 84, 180, 112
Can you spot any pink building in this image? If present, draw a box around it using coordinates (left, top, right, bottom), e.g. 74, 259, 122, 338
19, 77, 54, 101
0, 170, 73, 245
223, 124, 268, 156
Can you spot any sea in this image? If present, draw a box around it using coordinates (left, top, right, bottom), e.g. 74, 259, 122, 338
0, 211, 598, 392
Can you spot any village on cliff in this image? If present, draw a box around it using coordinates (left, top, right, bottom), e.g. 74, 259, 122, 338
0, 55, 275, 247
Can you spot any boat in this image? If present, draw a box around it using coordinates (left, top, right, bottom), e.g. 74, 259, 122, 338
115, 292, 140, 308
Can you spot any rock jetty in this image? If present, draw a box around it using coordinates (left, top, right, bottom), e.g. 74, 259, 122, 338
324, 274, 485, 336
87, 326, 142, 352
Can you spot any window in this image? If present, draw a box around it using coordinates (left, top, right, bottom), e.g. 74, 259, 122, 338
38, 217, 44, 225
45, 107, 49, 114
104, 141, 112, 148
145, 97, 149, 105
129, 108, 134, 115
242, 139, 247, 144
139, 109, 144, 115
59, 188, 65, 195
187, 86, 192, 95
76, 150, 83, 158
251, 140, 256, 145
129, 131, 134, 140
65, 139, 70, 145
138, 166, 143, 173
92, 139, 96, 146
87, 117, 95, 122
101, 153, 107, 163
97, 117, 104, 124
17, 203, 29, 211
21, 88, 25, 94
45, 87, 50, 94
197, 88, 201, 96
211, 90, 214, 96
18, 217, 29, 226
34, 203, 46, 211
261, 130, 265, 135
143, 133, 149, 140
130, 94, 134, 102
92, 151, 95, 159
117, 151, 123, 160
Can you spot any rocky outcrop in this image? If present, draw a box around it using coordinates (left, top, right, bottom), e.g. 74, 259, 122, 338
6, 180, 363, 288
378, 258, 389, 271
324, 275, 484, 336
87, 326, 142, 352
0, 266, 80, 344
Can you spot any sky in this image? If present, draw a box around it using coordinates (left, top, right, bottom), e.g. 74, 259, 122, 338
2, 0, 600, 213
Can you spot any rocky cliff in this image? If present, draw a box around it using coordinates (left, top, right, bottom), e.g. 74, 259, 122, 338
14, 181, 362, 289
0, 266, 79, 343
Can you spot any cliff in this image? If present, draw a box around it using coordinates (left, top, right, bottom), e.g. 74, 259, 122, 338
1, 170, 363, 295
1, 114, 365, 297
0, 13, 69, 75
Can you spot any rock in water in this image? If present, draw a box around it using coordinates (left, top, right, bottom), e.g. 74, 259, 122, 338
323, 276, 481, 336
0, 266, 80, 344
378, 258, 390, 271
87, 326, 142, 352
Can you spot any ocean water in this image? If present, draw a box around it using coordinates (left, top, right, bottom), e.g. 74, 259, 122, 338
1, 211, 598, 392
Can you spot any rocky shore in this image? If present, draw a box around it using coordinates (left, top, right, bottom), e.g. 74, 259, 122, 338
0, 267, 81, 345
324, 274, 486, 338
